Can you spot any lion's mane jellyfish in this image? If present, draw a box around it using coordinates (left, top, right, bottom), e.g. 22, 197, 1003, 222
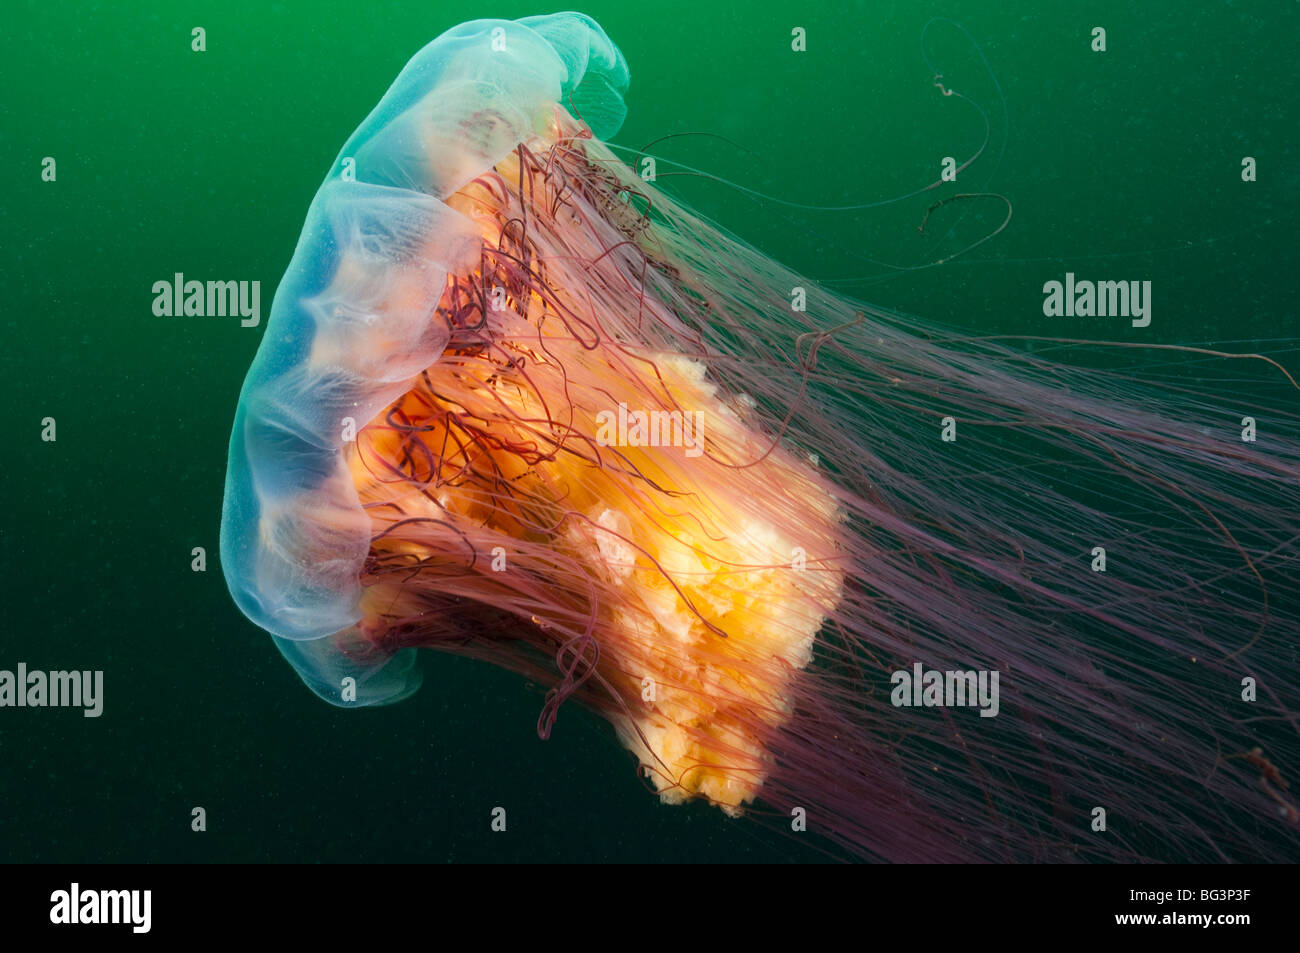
221, 13, 1300, 861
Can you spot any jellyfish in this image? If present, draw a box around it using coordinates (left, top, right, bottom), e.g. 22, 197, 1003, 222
220, 13, 1300, 862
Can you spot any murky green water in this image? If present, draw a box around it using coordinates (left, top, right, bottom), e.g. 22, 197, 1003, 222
3, 0, 1295, 861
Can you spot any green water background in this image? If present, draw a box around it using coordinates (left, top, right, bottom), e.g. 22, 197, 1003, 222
2, 0, 1296, 861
